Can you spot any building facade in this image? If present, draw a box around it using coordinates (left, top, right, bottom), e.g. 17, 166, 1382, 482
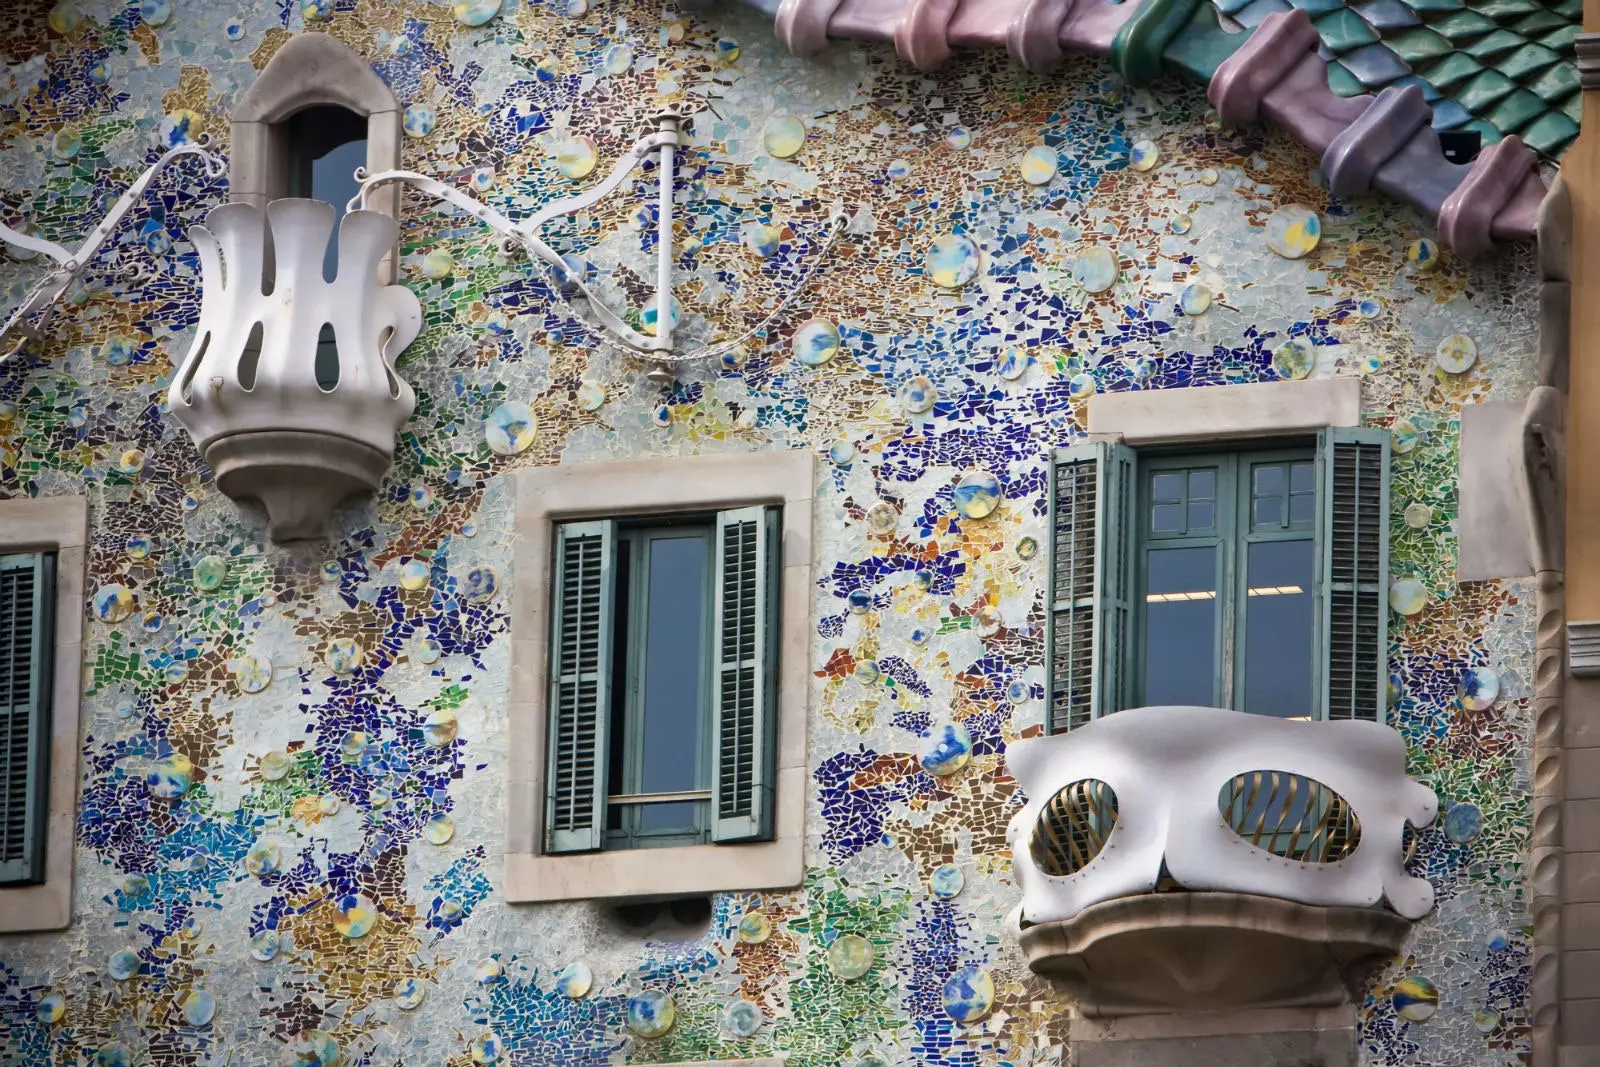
0, 0, 1587, 1064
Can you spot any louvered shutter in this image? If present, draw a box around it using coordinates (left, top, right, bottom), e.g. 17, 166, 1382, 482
1048, 443, 1136, 732
711, 505, 780, 843
1, 552, 54, 886
544, 521, 615, 853
1316, 428, 1390, 721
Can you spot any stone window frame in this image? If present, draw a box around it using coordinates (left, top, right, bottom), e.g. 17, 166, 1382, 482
0, 496, 87, 933
231, 32, 403, 282
504, 452, 814, 904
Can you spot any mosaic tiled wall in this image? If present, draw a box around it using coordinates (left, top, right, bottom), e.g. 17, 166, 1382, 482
0, 1, 1543, 1065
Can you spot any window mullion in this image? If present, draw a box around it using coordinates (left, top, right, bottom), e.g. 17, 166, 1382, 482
1218, 454, 1241, 711
621, 533, 650, 850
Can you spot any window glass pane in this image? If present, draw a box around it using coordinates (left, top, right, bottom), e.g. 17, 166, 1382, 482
638, 535, 706, 798
1243, 539, 1315, 717
1288, 461, 1316, 525
638, 801, 700, 832
312, 138, 366, 281
1186, 469, 1215, 531
1151, 502, 1183, 533
1252, 462, 1285, 528
1143, 546, 1218, 706
1152, 473, 1183, 502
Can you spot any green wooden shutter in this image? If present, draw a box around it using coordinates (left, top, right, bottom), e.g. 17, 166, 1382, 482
711, 505, 780, 843
544, 521, 615, 853
1048, 442, 1136, 732
1316, 428, 1390, 721
1, 552, 54, 886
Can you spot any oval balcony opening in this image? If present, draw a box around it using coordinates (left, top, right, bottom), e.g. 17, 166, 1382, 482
1030, 779, 1118, 877
1216, 770, 1361, 863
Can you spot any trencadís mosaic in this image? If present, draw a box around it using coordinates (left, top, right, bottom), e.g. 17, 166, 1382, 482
0, 1, 1539, 1065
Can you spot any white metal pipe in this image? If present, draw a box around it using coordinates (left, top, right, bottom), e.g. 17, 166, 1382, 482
654, 115, 676, 353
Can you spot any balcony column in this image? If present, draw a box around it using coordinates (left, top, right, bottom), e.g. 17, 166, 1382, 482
1562, 16, 1600, 1065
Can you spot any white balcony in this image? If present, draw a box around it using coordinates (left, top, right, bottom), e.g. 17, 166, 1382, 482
167, 199, 420, 540
1005, 705, 1438, 1016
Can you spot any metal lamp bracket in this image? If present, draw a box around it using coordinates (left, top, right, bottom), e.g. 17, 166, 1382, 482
352, 109, 846, 383
0, 137, 227, 361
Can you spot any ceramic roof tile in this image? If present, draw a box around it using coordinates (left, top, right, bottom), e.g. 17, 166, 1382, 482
1422, 51, 1484, 89
1428, 97, 1474, 128
1484, 86, 1547, 132
1386, 27, 1453, 64
1325, 58, 1368, 94
1339, 40, 1412, 84
1352, 0, 1422, 29
1526, 60, 1579, 103
1519, 110, 1580, 155
1463, 28, 1529, 60
1455, 68, 1518, 111
1430, 10, 1498, 42
1316, 9, 1381, 51
1496, 42, 1562, 81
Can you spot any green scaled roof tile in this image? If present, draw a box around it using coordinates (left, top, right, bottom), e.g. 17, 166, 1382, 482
1387, 26, 1454, 63
1455, 68, 1517, 110
1484, 87, 1546, 132
1508, 10, 1568, 37
1540, 24, 1578, 52
1562, 92, 1581, 123
1527, 59, 1579, 102
1316, 8, 1381, 51
1428, 10, 1497, 41
1519, 111, 1580, 155
1403, 0, 1465, 12
1422, 51, 1485, 90
1462, 117, 1502, 145
1463, 28, 1528, 60
1325, 59, 1367, 96
1550, 0, 1582, 19
1497, 42, 1562, 81
1465, 0, 1542, 20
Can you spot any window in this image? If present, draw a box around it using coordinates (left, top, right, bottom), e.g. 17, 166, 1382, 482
286, 105, 367, 390
547, 508, 779, 854
2, 552, 55, 887
1049, 429, 1389, 731
506, 452, 812, 903
0, 496, 85, 933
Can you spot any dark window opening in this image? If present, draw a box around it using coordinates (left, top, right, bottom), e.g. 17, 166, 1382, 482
285, 105, 367, 284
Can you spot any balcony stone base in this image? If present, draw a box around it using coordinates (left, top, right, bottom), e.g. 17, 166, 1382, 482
207, 430, 391, 542
1017, 891, 1410, 1018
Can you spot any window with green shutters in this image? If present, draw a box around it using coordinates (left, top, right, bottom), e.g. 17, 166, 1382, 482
1, 551, 55, 887
1047, 428, 1390, 729
544, 508, 780, 855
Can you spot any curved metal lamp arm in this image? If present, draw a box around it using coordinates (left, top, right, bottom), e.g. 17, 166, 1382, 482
352, 112, 849, 375
0, 138, 227, 361
353, 124, 681, 356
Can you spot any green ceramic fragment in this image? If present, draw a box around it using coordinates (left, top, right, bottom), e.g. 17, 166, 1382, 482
1111, 0, 1202, 85
1456, 69, 1517, 112
1385, 27, 1452, 65
1428, 10, 1496, 42
1314, 9, 1377, 52
1464, 29, 1527, 61
1562, 92, 1580, 124
1526, 60, 1578, 103
1484, 88, 1546, 133
1161, 4, 1247, 84
1422, 51, 1484, 90
1519, 111, 1579, 156
1496, 43, 1561, 83
1403, 0, 1464, 13
1325, 60, 1366, 97
1551, 0, 1582, 18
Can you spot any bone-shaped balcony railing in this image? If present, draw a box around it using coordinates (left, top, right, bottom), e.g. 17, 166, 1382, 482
1004, 704, 1440, 927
